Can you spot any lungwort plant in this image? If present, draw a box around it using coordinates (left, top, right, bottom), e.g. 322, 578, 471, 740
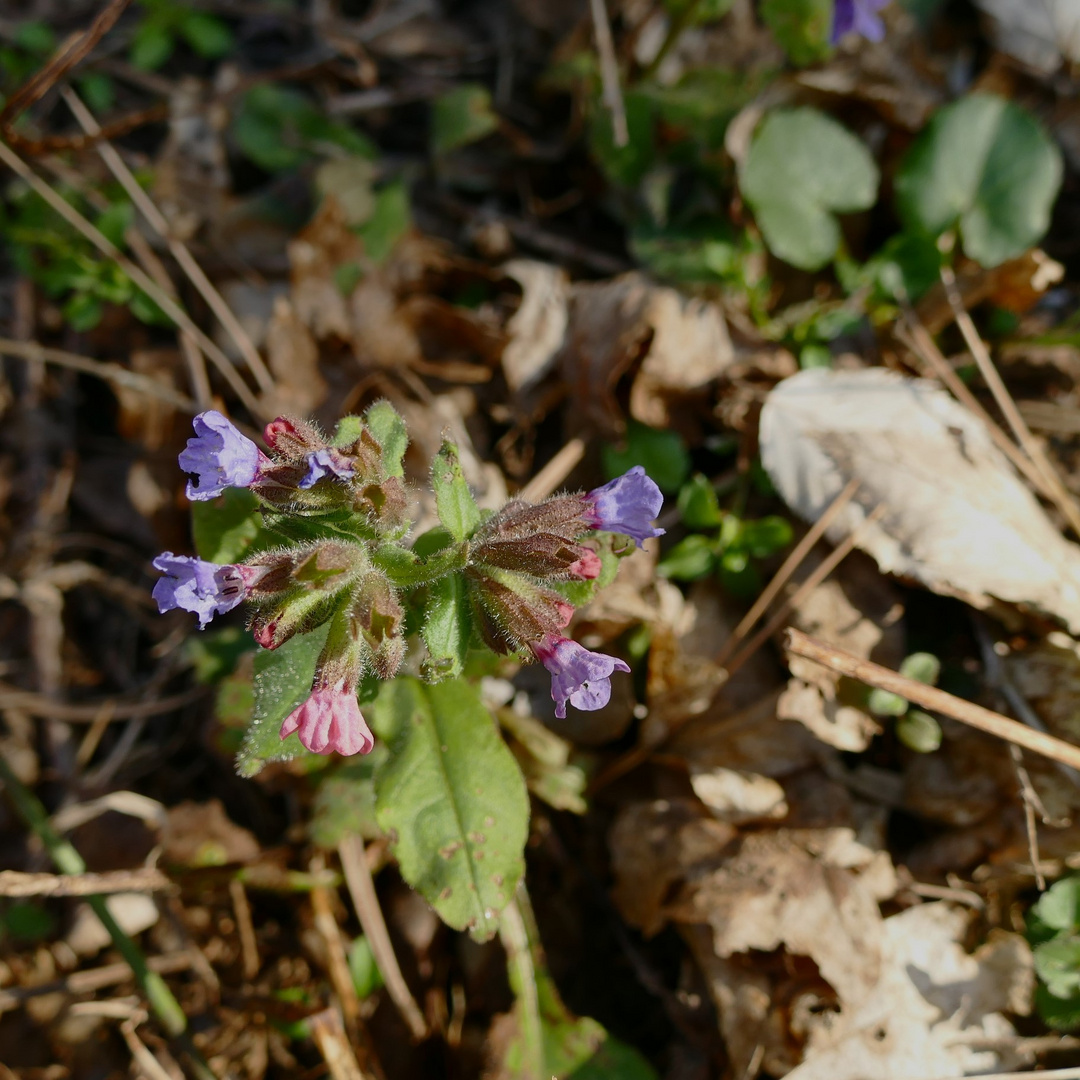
155, 404, 662, 940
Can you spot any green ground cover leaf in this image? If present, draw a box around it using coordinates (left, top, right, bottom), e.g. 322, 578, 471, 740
741, 107, 879, 270
372, 677, 529, 940
432, 440, 481, 541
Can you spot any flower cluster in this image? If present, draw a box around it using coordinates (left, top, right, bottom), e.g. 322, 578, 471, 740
154, 409, 663, 758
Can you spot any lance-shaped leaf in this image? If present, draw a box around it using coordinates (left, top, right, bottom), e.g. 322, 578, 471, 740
372, 677, 529, 941
364, 400, 409, 478
422, 575, 471, 681
236, 623, 330, 777
741, 107, 879, 271
895, 93, 1062, 268
431, 439, 481, 542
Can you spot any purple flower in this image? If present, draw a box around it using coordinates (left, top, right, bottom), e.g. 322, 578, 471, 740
298, 449, 356, 490
583, 466, 664, 548
831, 0, 889, 43
532, 635, 630, 720
279, 686, 374, 756
152, 553, 258, 629
179, 410, 264, 502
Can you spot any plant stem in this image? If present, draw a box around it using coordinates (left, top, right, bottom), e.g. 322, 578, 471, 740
0, 758, 217, 1079
499, 894, 544, 1080
640, 0, 706, 81
374, 542, 469, 587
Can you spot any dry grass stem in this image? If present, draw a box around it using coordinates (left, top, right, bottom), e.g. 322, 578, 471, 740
309, 1008, 374, 1080
940, 264, 1080, 537
228, 879, 261, 981
715, 477, 861, 668
0, 682, 207, 723
0, 138, 265, 418
517, 437, 586, 503
309, 853, 362, 1030
784, 628, 1080, 772
338, 834, 428, 1041
62, 88, 276, 395
589, 0, 628, 148
0, 867, 172, 897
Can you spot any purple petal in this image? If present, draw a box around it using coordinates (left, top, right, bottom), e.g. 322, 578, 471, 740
831, 0, 888, 43
584, 466, 665, 548
534, 636, 630, 719
298, 449, 356, 490
179, 410, 262, 502
152, 552, 249, 629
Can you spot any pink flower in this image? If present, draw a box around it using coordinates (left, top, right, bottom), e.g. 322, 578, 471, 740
279, 686, 374, 756
567, 549, 602, 579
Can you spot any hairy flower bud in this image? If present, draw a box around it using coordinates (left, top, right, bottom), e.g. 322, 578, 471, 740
480, 496, 593, 543
352, 573, 406, 679
471, 534, 600, 580
262, 416, 323, 458
466, 566, 573, 654
353, 477, 409, 530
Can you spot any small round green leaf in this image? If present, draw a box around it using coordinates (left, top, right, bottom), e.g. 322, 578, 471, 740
899, 651, 941, 686
896, 709, 942, 753
741, 107, 880, 270
895, 93, 1062, 268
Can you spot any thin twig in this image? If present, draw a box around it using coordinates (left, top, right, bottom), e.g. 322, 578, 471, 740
940, 263, 1080, 538
309, 853, 362, 1032
715, 478, 861, 668
0, 682, 207, 723
722, 504, 888, 678
1009, 743, 1047, 891
0, 867, 172, 897
309, 1008, 373, 1080
62, 87, 276, 395
897, 316, 1057, 501
517, 437, 586, 503
0, 337, 197, 411
0, 138, 265, 419
338, 834, 427, 1041
589, 0, 628, 148
784, 628, 1080, 773
228, 879, 260, 981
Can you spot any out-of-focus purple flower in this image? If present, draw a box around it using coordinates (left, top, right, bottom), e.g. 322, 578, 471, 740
179, 411, 264, 501
583, 466, 664, 548
532, 635, 630, 720
152, 552, 259, 629
831, 0, 889, 43
299, 449, 356, 489
279, 686, 374, 756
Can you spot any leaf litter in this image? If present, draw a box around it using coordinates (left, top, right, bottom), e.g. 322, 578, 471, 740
4, 1, 1080, 1078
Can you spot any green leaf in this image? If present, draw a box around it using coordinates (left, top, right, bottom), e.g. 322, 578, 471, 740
422, 575, 472, 681
742, 107, 879, 270
179, 11, 233, 58
236, 624, 330, 777
899, 651, 941, 686
896, 709, 942, 753
895, 93, 1063, 268
678, 474, 723, 529
130, 23, 174, 70
191, 487, 266, 564
760, 0, 833, 65
1036, 984, 1080, 1031
868, 688, 908, 718
589, 90, 655, 189
77, 72, 116, 114
1033, 877, 1080, 934
364, 400, 409, 477
185, 626, 255, 683
62, 293, 103, 332
348, 935, 384, 999
740, 515, 793, 558
602, 420, 690, 493
658, 534, 716, 581
309, 753, 386, 847
3, 902, 56, 943
372, 677, 529, 940
1036, 937, 1080, 999
431, 84, 499, 154
357, 182, 411, 263
14, 20, 56, 54
631, 219, 739, 284
431, 440, 481, 542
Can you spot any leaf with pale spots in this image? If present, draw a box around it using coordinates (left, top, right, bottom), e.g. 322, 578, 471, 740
431, 439, 481, 542
372, 676, 529, 940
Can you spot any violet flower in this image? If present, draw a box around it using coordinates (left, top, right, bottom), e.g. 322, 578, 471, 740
179, 411, 264, 502
831, 0, 889, 43
152, 552, 258, 629
299, 449, 356, 490
279, 686, 374, 756
532, 635, 630, 720
583, 466, 664, 548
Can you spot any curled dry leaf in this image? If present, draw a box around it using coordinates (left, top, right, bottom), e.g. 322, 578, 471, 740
779, 552, 905, 752
559, 272, 733, 434
500, 259, 569, 393
760, 368, 1080, 633
689, 767, 788, 824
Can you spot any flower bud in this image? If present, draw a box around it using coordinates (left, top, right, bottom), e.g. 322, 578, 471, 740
262, 416, 322, 458
466, 566, 573, 654
471, 534, 599, 580
481, 496, 593, 543
352, 573, 405, 679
